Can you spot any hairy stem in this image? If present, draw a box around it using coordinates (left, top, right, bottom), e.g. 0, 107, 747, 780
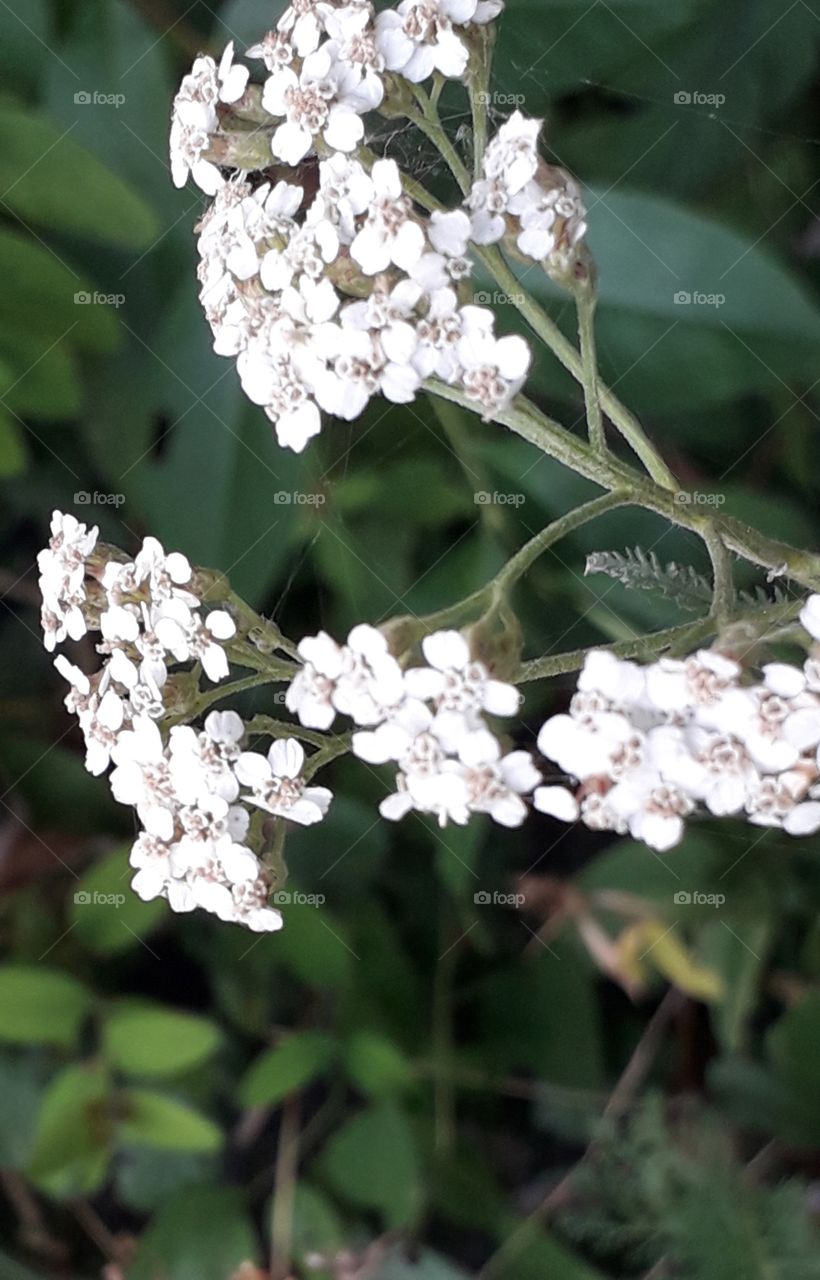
517, 595, 802, 683
574, 280, 605, 453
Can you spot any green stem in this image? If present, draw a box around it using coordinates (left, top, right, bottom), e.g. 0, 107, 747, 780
244, 715, 351, 763
475, 246, 679, 489
574, 281, 605, 453
517, 596, 802, 683
406, 86, 472, 195
426, 379, 820, 589
704, 526, 735, 623
165, 672, 286, 727
398, 491, 628, 640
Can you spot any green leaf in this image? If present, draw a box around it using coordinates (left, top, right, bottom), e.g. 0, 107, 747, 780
27, 1064, 113, 1196
71, 845, 167, 953
0, 328, 81, 417
119, 1090, 222, 1153
521, 186, 820, 409
767, 993, 820, 1141
0, 965, 91, 1047
494, 0, 698, 102
371, 1250, 472, 1279
343, 1031, 414, 1098
0, 228, 119, 352
102, 1002, 221, 1078
0, 105, 157, 247
116, 1147, 218, 1214
319, 1104, 423, 1229
239, 1031, 337, 1107
128, 1186, 258, 1280
0, 1051, 47, 1167
275, 901, 354, 990
0, 0, 48, 93
699, 918, 771, 1053
290, 1182, 346, 1266
0, 409, 26, 475
477, 948, 603, 1088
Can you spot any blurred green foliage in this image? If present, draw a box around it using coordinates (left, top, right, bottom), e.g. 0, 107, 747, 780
2, 0, 820, 1276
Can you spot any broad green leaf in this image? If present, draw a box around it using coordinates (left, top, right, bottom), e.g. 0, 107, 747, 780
371, 1250, 472, 1279
116, 1147, 218, 1214
700, 918, 771, 1052
102, 1002, 221, 1078
0, 0, 48, 92
0, 328, 81, 417
0, 1051, 46, 1167
71, 845, 167, 953
239, 1031, 337, 1107
0, 410, 26, 475
290, 1182, 346, 1265
128, 1186, 258, 1280
0, 735, 121, 833
494, 0, 699, 102
27, 1064, 113, 1196
0, 965, 91, 1047
477, 948, 603, 1088
320, 1104, 423, 1228
119, 1090, 222, 1153
0, 228, 119, 351
275, 901, 354, 990
767, 993, 820, 1140
343, 1031, 414, 1098
0, 105, 157, 247
520, 186, 820, 410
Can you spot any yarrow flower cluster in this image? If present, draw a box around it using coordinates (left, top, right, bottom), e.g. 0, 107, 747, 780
38, 512, 332, 932
287, 624, 541, 827
467, 110, 588, 277
168, 0, 588, 452
535, 599, 820, 851
39, 513, 820, 930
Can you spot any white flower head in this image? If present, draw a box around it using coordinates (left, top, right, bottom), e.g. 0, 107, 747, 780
235, 737, 333, 824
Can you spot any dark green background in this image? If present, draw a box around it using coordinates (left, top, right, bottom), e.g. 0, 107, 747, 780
1, 1, 820, 1277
